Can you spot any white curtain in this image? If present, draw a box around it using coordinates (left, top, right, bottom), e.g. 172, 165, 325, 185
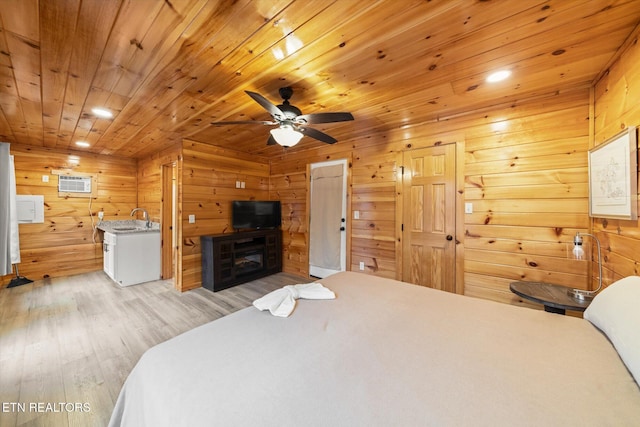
10, 151, 20, 265
309, 164, 344, 271
0, 142, 20, 275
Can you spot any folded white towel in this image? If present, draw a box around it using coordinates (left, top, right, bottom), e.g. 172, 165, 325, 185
253, 282, 336, 317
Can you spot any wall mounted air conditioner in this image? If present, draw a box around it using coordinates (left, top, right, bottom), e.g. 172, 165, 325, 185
58, 175, 92, 193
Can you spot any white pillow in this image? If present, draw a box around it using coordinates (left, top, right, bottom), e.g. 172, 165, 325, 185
584, 276, 640, 384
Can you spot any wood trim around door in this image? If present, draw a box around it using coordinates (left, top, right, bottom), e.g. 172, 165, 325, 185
306, 157, 352, 279
161, 162, 177, 280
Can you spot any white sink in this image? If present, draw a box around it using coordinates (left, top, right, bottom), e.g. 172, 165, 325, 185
97, 220, 159, 233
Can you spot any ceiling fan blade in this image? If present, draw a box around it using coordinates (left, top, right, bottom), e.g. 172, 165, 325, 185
266, 134, 278, 145
211, 120, 278, 125
299, 126, 337, 144
295, 112, 354, 125
245, 91, 286, 120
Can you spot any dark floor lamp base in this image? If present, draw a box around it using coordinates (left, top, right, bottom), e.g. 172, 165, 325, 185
7, 264, 33, 288
8, 276, 33, 288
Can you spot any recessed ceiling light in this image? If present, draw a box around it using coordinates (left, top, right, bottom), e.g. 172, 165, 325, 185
91, 107, 113, 118
491, 120, 509, 132
75, 141, 90, 147
486, 70, 512, 83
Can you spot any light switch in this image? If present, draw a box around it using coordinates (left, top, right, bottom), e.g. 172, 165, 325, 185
240, 181, 245, 189
465, 203, 473, 214
189, 214, 195, 224
353, 210, 360, 219
42, 175, 49, 183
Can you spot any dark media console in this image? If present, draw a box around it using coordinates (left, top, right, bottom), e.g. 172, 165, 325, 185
200, 229, 282, 292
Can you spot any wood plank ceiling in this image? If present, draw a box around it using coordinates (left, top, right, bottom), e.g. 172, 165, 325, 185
1, 0, 639, 159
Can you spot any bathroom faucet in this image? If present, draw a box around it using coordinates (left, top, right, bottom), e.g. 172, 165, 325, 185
130, 208, 151, 229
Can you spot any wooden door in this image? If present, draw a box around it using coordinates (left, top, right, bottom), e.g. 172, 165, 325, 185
402, 144, 456, 292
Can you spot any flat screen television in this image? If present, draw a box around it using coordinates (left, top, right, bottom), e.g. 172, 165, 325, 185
232, 200, 281, 230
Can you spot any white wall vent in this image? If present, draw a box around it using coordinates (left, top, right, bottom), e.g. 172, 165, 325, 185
58, 175, 92, 193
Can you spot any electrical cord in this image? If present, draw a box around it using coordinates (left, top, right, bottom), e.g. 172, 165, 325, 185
89, 195, 97, 244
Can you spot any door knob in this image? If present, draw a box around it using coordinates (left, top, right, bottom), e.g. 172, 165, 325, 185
446, 235, 453, 241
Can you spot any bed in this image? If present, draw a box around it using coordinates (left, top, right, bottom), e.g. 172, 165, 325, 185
108, 271, 640, 426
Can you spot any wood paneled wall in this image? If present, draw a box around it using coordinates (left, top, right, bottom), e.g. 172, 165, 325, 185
592, 31, 640, 284
270, 147, 357, 277
10, 60, 635, 303
179, 139, 270, 291
3, 87, 598, 304
460, 91, 591, 304
1, 145, 137, 286
136, 143, 182, 285
137, 144, 181, 222
270, 88, 592, 305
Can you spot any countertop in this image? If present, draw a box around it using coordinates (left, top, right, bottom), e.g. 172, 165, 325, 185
97, 220, 160, 234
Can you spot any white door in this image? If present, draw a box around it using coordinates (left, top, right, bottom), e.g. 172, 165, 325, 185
309, 159, 347, 278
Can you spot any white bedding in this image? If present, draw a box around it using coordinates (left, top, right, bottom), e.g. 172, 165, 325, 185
109, 272, 640, 426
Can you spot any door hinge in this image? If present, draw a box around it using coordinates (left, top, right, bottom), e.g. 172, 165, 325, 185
401, 223, 404, 231
400, 165, 405, 175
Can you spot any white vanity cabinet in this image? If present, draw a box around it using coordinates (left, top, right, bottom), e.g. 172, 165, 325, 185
103, 230, 161, 286
103, 231, 116, 279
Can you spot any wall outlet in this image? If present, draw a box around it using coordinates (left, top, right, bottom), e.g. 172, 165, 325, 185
465, 202, 473, 214
353, 210, 360, 219
235, 181, 241, 188
42, 175, 49, 183
359, 261, 365, 270
189, 214, 195, 223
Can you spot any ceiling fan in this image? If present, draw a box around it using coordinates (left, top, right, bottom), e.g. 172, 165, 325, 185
212, 87, 354, 147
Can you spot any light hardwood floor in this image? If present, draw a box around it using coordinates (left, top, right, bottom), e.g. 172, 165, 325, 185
0, 271, 306, 427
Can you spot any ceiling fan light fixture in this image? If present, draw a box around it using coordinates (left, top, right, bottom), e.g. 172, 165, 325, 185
216, 88, 353, 146
270, 125, 303, 147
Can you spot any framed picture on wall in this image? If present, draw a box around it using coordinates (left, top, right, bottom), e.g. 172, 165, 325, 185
588, 126, 638, 220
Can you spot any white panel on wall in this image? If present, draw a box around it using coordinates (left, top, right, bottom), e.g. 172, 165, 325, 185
16, 195, 45, 223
